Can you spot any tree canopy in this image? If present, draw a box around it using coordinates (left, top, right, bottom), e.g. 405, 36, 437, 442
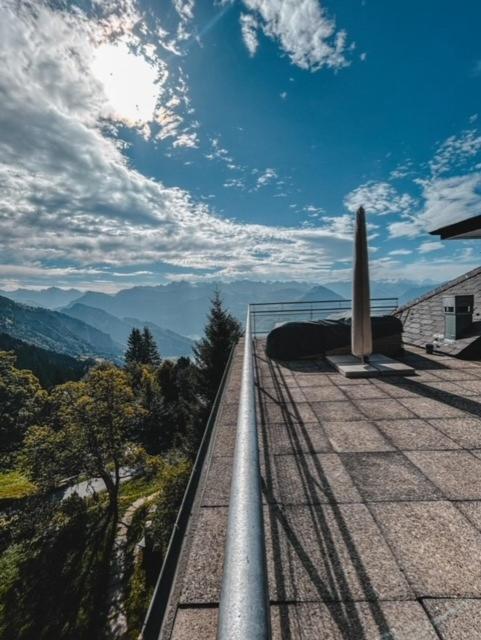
193, 290, 242, 405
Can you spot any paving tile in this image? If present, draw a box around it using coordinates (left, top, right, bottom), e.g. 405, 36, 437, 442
309, 400, 364, 422
341, 452, 443, 501
342, 384, 392, 400
266, 453, 362, 505
296, 374, 335, 387
267, 503, 412, 602
371, 378, 421, 399
429, 417, 481, 448
260, 421, 332, 455
172, 602, 439, 640
354, 398, 415, 420
270, 601, 438, 640
260, 399, 317, 424
180, 507, 227, 604
454, 379, 481, 394
201, 457, 233, 507
322, 421, 395, 452
456, 501, 481, 532
171, 608, 218, 639
423, 599, 481, 639
375, 419, 461, 451
370, 501, 481, 597
211, 422, 237, 457
216, 402, 239, 425
434, 369, 481, 381
398, 397, 466, 419
406, 451, 481, 500
299, 385, 347, 402
329, 375, 371, 386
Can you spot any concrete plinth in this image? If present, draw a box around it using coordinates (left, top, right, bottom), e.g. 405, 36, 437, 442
326, 354, 415, 378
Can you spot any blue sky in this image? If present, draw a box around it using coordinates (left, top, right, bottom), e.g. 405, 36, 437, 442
1, 0, 481, 291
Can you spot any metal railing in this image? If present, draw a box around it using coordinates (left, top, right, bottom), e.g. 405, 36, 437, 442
217, 308, 271, 639
250, 297, 398, 335
140, 346, 235, 640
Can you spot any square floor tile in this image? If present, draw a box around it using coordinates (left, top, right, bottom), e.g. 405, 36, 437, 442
340, 452, 443, 501
375, 419, 461, 451
354, 399, 415, 420
370, 501, 481, 597
406, 451, 481, 500
309, 401, 364, 422
260, 421, 332, 455
398, 397, 465, 419
266, 453, 361, 505
266, 503, 412, 602
429, 417, 481, 449
422, 599, 481, 640
323, 421, 395, 453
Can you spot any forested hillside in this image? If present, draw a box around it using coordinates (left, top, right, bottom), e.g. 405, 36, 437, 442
0, 295, 121, 359
0, 293, 241, 640
0, 333, 92, 388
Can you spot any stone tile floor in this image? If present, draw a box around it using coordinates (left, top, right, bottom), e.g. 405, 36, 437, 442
166, 341, 481, 639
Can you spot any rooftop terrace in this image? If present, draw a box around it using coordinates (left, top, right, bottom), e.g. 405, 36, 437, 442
157, 338, 481, 639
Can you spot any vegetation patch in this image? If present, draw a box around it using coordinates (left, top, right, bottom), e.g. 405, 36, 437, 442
0, 471, 37, 501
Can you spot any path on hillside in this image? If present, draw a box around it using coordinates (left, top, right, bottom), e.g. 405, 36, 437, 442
106, 491, 159, 639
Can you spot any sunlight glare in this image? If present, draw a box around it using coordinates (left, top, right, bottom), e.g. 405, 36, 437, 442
91, 41, 159, 126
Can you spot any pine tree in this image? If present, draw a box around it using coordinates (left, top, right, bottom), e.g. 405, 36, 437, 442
125, 327, 160, 366
141, 327, 161, 366
193, 289, 242, 405
125, 328, 143, 365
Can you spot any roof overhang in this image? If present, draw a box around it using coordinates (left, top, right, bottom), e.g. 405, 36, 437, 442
430, 214, 481, 240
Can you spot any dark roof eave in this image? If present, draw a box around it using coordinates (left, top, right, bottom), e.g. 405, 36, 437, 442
430, 214, 481, 240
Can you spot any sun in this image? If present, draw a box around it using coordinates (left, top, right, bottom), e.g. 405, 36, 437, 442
91, 41, 160, 127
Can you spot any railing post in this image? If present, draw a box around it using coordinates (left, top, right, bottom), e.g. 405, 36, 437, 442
217, 307, 271, 640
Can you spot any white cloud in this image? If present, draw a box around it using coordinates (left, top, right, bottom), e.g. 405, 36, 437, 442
256, 167, 278, 188
344, 181, 416, 216
240, 13, 259, 56
240, 0, 350, 70
388, 249, 412, 256
430, 128, 481, 177
0, 1, 357, 286
419, 241, 443, 254
173, 0, 195, 22
389, 172, 481, 238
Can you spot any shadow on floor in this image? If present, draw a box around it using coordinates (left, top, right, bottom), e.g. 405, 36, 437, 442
254, 351, 393, 640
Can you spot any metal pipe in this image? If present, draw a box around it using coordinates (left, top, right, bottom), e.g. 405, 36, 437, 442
217, 307, 271, 640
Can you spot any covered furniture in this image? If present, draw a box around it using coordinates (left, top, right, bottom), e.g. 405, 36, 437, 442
265, 316, 403, 361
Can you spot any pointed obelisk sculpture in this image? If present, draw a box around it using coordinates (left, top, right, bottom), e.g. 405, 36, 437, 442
351, 206, 373, 364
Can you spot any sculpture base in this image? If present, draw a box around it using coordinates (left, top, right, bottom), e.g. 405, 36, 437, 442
326, 353, 415, 378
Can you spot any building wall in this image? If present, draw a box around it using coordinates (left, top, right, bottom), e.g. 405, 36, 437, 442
394, 267, 481, 356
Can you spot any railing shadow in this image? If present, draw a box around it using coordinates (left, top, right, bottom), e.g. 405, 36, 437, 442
254, 350, 393, 640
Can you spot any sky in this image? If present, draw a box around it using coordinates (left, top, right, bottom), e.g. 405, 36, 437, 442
1, 0, 481, 291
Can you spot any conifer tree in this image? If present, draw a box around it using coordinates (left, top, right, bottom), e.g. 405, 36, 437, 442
125, 328, 143, 365
125, 327, 161, 366
141, 326, 161, 366
193, 289, 242, 405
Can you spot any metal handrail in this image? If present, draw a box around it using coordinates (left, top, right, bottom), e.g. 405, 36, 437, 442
217, 308, 270, 639
249, 297, 398, 335
249, 296, 398, 307
140, 346, 235, 640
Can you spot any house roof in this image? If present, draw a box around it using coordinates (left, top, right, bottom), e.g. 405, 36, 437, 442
394, 265, 481, 357
395, 265, 481, 315
430, 214, 481, 239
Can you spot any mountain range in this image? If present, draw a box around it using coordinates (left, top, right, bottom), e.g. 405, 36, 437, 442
0, 295, 120, 359
0, 280, 443, 365
63, 303, 193, 357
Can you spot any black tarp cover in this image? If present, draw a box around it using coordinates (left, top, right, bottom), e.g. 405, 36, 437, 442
265, 316, 403, 360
